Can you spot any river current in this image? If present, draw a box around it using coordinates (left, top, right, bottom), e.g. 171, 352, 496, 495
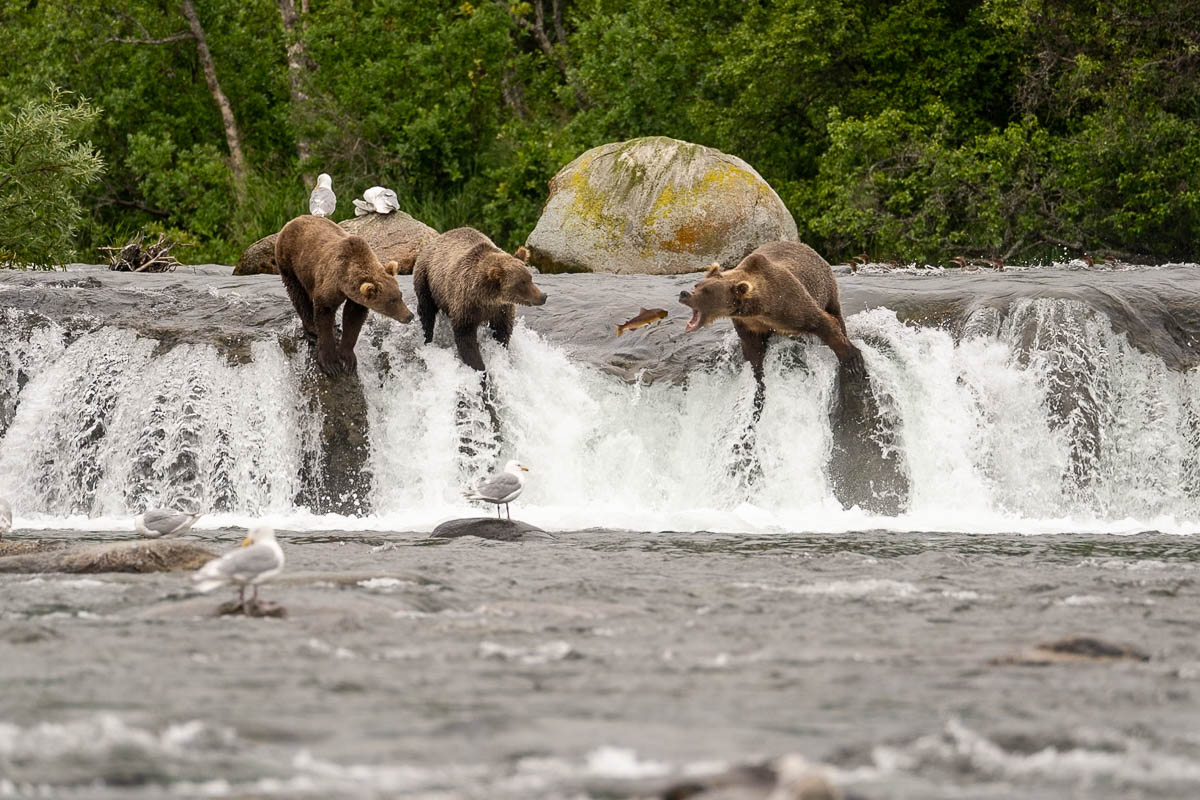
1, 263, 1199, 798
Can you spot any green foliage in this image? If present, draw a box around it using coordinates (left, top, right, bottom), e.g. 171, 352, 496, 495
0, 87, 104, 268
0, 0, 1196, 265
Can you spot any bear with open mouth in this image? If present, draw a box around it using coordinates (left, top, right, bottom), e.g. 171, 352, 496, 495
679, 241, 864, 383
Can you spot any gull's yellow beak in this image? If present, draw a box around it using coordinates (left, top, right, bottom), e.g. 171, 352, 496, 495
240, 537, 253, 547
521, 466, 529, 471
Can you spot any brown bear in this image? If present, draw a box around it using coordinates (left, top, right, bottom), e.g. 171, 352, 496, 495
275, 214, 414, 376
412, 227, 547, 371
678, 241, 864, 383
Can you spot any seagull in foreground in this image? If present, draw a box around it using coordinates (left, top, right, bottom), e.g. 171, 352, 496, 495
0, 498, 10, 537
463, 460, 528, 520
352, 185, 400, 216
134, 508, 201, 538
309, 173, 336, 217
193, 525, 285, 608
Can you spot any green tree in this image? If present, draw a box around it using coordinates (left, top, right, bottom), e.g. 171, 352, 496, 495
0, 88, 104, 268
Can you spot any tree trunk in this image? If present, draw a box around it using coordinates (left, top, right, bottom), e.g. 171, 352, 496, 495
275, 0, 314, 181
180, 0, 247, 201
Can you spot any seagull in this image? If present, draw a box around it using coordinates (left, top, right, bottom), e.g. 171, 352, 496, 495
463, 460, 528, 520
309, 173, 336, 217
0, 498, 10, 537
193, 524, 285, 608
352, 185, 400, 216
134, 508, 201, 538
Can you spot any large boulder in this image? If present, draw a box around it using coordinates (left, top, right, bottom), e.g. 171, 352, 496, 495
0, 539, 217, 573
233, 211, 438, 276
525, 136, 798, 275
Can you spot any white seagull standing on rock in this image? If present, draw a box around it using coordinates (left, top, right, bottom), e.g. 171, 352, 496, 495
353, 185, 400, 216
193, 525, 285, 608
309, 173, 337, 217
134, 508, 201, 538
464, 460, 528, 520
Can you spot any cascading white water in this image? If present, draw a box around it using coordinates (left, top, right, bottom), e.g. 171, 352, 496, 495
1, 296, 1198, 533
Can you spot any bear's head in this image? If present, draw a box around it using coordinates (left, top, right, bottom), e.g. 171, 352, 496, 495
678, 263, 755, 332
342, 237, 414, 323
485, 246, 547, 307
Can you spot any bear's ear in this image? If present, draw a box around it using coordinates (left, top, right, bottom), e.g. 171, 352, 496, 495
704, 263, 722, 278
487, 262, 507, 284
733, 280, 754, 298
514, 245, 530, 263
385, 260, 400, 276
360, 281, 378, 299
738, 253, 767, 273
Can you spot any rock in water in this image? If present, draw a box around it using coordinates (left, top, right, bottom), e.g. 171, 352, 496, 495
525, 136, 798, 275
430, 517, 552, 542
236, 211, 437, 277
0, 540, 218, 574
234, 234, 279, 275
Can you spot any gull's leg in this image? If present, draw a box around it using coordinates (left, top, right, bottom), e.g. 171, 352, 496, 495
237, 585, 245, 606
495, 504, 501, 519
506, 503, 511, 521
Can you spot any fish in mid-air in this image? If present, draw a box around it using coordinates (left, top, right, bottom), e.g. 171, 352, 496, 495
616, 307, 668, 336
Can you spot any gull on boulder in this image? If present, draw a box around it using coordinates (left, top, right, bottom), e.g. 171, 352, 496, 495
463, 460, 528, 520
193, 524, 285, 612
309, 173, 337, 217
134, 508, 201, 538
352, 185, 401, 216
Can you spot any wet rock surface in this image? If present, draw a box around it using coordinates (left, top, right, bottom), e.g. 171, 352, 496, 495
0, 538, 216, 573
429, 517, 553, 541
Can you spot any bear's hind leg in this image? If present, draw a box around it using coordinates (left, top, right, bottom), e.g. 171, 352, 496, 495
280, 267, 318, 343
414, 270, 438, 344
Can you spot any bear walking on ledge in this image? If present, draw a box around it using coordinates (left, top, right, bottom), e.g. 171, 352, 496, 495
276, 214, 414, 376
413, 227, 547, 371
679, 241, 865, 389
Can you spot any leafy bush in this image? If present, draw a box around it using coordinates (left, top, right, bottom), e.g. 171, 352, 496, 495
0, 88, 104, 268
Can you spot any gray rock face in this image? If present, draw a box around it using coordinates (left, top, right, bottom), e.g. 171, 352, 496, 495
525, 136, 798, 275
234, 210, 438, 277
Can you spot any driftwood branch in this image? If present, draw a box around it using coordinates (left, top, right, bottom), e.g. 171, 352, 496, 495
102, 232, 188, 273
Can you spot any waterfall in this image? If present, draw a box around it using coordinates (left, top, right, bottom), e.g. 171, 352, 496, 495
1, 276, 1198, 534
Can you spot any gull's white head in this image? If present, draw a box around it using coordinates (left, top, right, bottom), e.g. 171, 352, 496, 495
241, 524, 277, 548
316, 173, 332, 189
503, 460, 529, 474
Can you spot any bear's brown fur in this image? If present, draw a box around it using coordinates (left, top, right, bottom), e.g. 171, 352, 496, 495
679, 241, 863, 382
276, 214, 414, 376
413, 227, 547, 371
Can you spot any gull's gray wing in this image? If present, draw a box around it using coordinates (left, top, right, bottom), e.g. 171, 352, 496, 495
474, 471, 521, 501
204, 544, 282, 581
309, 187, 336, 216
142, 509, 195, 534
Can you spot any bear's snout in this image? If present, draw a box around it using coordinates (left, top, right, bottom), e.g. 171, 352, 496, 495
399, 308, 415, 324
679, 290, 692, 304
533, 291, 548, 306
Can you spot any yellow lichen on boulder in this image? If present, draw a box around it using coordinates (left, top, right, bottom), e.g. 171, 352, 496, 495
526, 137, 797, 275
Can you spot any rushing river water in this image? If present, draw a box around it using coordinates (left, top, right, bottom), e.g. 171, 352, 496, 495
1, 263, 1199, 798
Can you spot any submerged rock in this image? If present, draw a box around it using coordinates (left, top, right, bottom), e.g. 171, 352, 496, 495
525, 136, 798, 275
658, 755, 858, 800
991, 635, 1151, 666
0, 539, 217, 573
429, 517, 553, 542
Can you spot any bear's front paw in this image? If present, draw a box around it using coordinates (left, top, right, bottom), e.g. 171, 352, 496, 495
317, 350, 345, 376
340, 349, 358, 372
840, 348, 868, 383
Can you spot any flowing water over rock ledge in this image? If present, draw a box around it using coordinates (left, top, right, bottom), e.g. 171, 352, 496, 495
1, 264, 1199, 530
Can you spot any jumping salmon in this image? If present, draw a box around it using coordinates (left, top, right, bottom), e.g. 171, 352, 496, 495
616, 308, 668, 336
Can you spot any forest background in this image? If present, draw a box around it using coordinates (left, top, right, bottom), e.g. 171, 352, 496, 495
0, 0, 1197, 268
